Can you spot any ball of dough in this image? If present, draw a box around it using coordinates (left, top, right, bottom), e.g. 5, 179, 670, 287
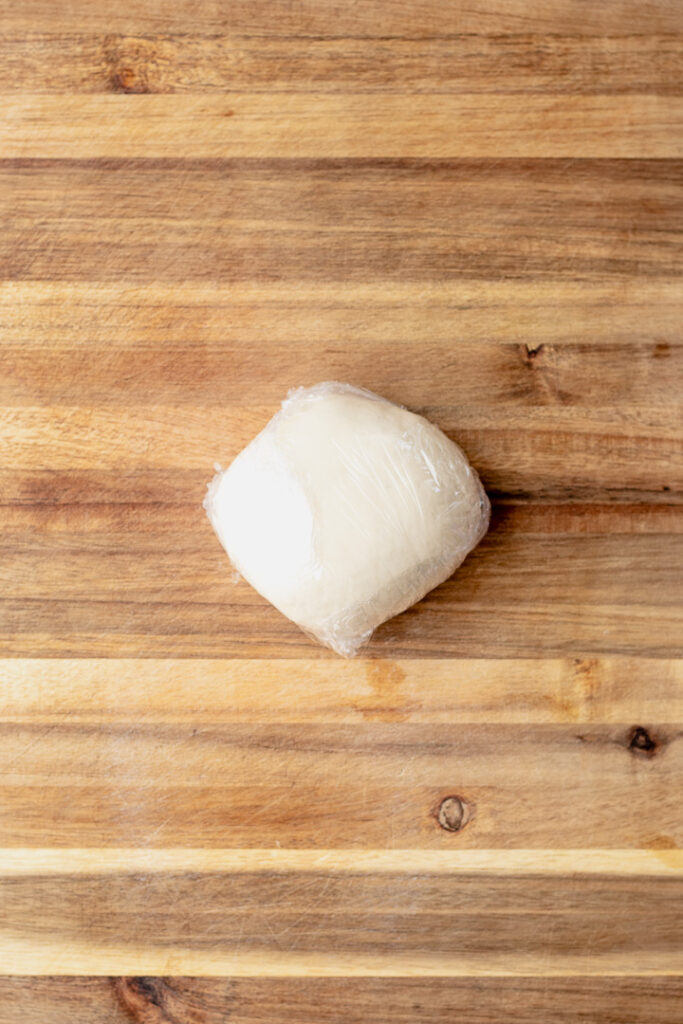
205, 383, 489, 656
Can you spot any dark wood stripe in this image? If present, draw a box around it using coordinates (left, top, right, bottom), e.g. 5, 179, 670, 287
0, 871, 681, 958
1, 34, 681, 95
1, 513, 681, 655
3, 343, 682, 407
1, 156, 682, 169
2, 527, 681, 609
2, 977, 682, 1024
2, 159, 681, 282
2, 0, 682, 36
0, 471, 679, 507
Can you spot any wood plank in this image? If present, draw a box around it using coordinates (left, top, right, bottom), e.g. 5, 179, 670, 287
5, 502, 683, 536
0, 719, 681, 846
0, 158, 669, 275
1, 0, 681, 36
1, 609, 680, 658
2, 976, 683, 1024
2, 515, 682, 610
4, 404, 681, 469
4, 95, 683, 158
1, 471, 678, 508
4, 281, 682, 350
1, 501, 681, 657
3, 158, 681, 282
3, 657, 681, 724
0, 862, 681, 973
3, 276, 681, 510
4, 342, 683, 408
3, 405, 681, 503
1, 34, 682, 95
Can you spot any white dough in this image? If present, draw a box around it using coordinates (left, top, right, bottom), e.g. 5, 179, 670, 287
205, 383, 490, 656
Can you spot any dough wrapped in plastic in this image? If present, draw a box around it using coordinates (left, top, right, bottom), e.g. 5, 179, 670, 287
205, 382, 489, 656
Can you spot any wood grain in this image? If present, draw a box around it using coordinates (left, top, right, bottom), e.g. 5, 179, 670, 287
5, 94, 683, 158
2, 502, 681, 657
3, 658, 681, 723
2, 35, 683, 95
3, 158, 683, 282
3, 850, 682, 875
0, 856, 682, 974
1, 0, 682, 1013
2, 0, 682, 35
4, 281, 682, 348
3, 659, 682, 858
2, 656, 681, 849
2, 720, 681, 846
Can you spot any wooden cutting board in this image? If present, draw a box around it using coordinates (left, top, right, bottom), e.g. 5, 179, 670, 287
1, 1, 682, 1020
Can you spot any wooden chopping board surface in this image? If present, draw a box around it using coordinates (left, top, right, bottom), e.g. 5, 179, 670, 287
1, 1, 682, 1020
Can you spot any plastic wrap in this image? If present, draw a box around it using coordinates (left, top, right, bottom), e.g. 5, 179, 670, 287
205, 382, 490, 656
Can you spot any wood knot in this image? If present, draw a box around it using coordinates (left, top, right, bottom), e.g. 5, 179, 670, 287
115, 977, 167, 1021
115, 978, 234, 1023
132, 977, 161, 1001
521, 342, 545, 364
436, 795, 471, 833
103, 35, 171, 93
628, 725, 657, 757
113, 66, 148, 93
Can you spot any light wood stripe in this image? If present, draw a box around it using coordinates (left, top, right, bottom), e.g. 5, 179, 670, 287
3, 941, 682, 977
4, 405, 680, 464
3, 280, 681, 353
3, 279, 682, 308
4, 95, 683, 158
2, 658, 682, 724
1, 848, 681, 875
